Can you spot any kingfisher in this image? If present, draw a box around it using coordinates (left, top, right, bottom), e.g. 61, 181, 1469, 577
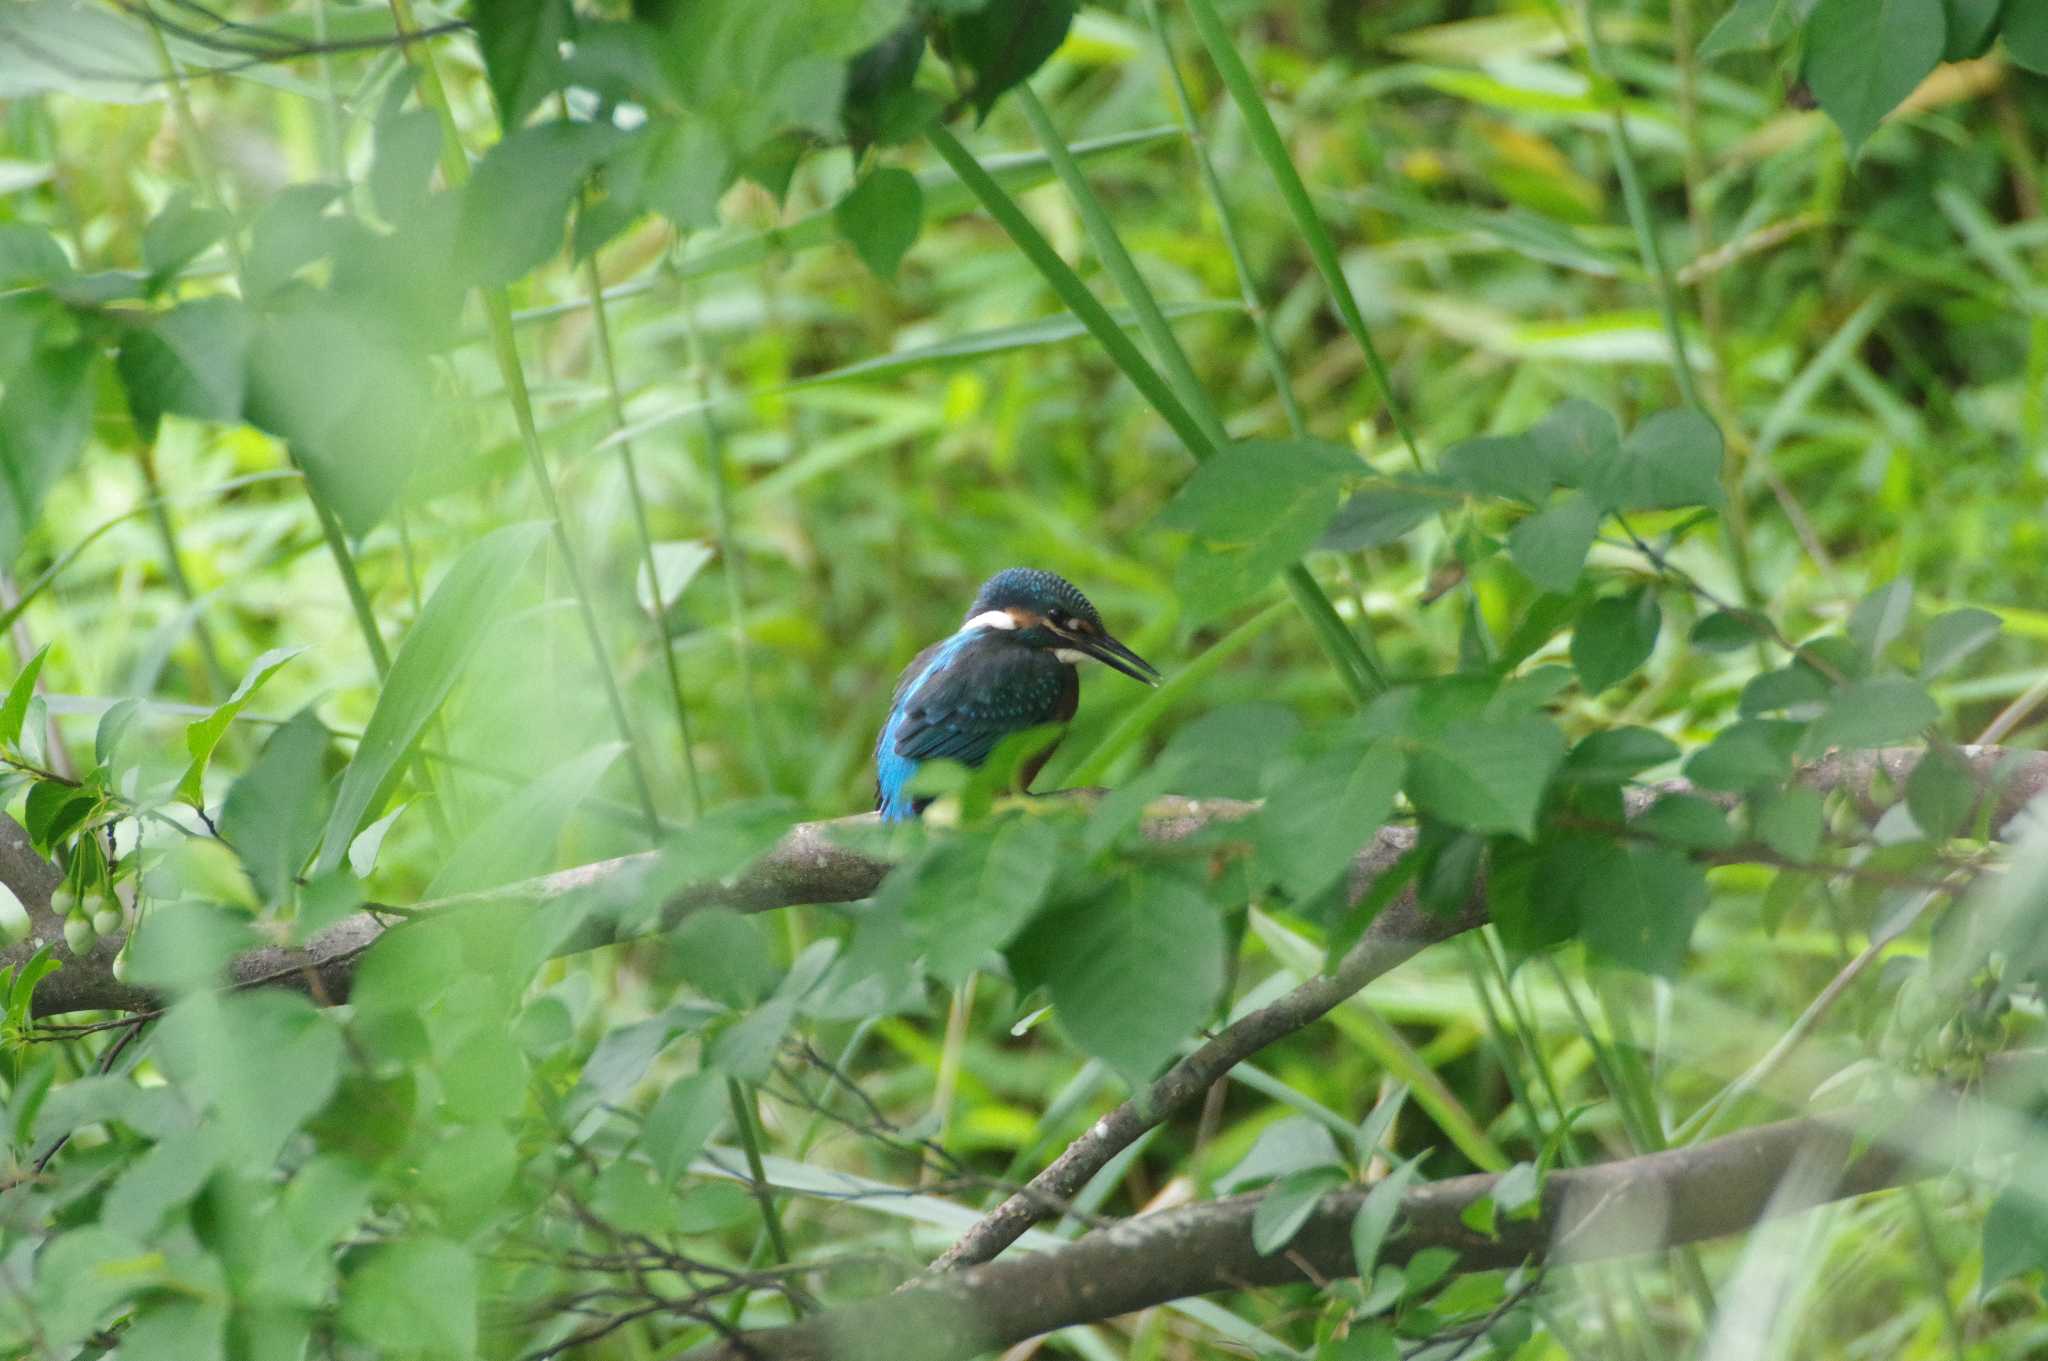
875, 568, 1160, 820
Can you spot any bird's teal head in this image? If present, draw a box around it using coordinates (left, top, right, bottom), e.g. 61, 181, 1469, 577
965, 568, 1161, 686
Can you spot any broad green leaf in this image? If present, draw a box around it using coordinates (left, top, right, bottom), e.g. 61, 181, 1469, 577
667, 910, 780, 1009
471, 0, 570, 127
1441, 432, 1555, 503
422, 744, 623, 899
0, 643, 49, 749
1921, 607, 2001, 679
583, 114, 733, 248
141, 192, 229, 285
1798, 676, 1938, 756
153, 990, 344, 1165
1684, 719, 1803, 792
1259, 741, 1405, 900
1565, 727, 1680, 783
1507, 493, 1600, 593
1217, 1116, 1347, 1191
876, 815, 1062, 984
1805, 0, 1945, 155
1699, 0, 1807, 56
1753, 784, 1824, 861
1848, 579, 1913, 667
460, 121, 627, 286
1253, 1167, 1346, 1256
1591, 408, 1726, 511
1578, 843, 1709, 975
948, 0, 1075, 117
834, 166, 924, 278
0, 223, 69, 286
176, 645, 306, 808
1162, 439, 1359, 618
709, 996, 795, 1081
644, 1071, 726, 1182
1350, 1157, 1423, 1280
94, 697, 142, 771
1321, 484, 1442, 552
1739, 662, 1830, 718
1691, 609, 1768, 652
1572, 591, 1661, 693
117, 299, 251, 441
417, 1126, 516, 1235
2009, 0, 2048, 73
315, 523, 550, 874
338, 1237, 478, 1359
1012, 876, 1225, 1086
1530, 399, 1621, 485
1941, 0, 2003, 58
1406, 717, 1566, 840
0, 340, 97, 567
1906, 745, 1977, 838
1983, 1183, 2048, 1293
220, 709, 332, 907
1635, 793, 1739, 851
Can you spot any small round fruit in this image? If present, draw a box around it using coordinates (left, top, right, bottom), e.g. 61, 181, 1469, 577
62, 915, 95, 956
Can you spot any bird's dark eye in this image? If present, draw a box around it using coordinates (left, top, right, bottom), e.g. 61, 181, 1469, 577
1049, 611, 1070, 629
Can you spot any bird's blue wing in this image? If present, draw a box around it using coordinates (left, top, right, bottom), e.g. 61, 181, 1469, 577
892, 635, 1072, 769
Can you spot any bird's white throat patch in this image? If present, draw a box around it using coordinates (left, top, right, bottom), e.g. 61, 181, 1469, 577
1053, 648, 1089, 664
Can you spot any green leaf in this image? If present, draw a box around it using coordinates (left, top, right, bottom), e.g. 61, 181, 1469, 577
422, 744, 623, 899
1507, 493, 1600, 593
1258, 741, 1405, 900
1591, 408, 1726, 511
635, 541, 714, 616
1321, 484, 1442, 552
1921, 607, 2001, 679
834, 166, 924, 279
876, 815, 1062, 984
1635, 793, 1738, 851
644, 1071, 726, 1182
1572, 590, 1661, 693
153, 990, 344, 1165
1941, 0, 2004, 58
0, 223, 70, 286
1253, 1167, 1346, 1256
1699, 0, 1807, 56
0, 643, 49, 750
1406, 717, 1567, 840
1848, 578, 1913, 667
1983, 1182, 2048, 1295
1691, 609, 1767, 653
339, 1237, 477, 1359
1350, 1157, 1423, 1281
1805, 0, 1946, 155
459, 121, 627, 286
1161, 439, 1359, 618
141, 192, 230, 285
315, 523, 550, 874
220, 708, 332, 907
471, 0, 570, 127
1754, 784, 1824, 861
1798, 676, 1938, 756
1578, 843, 1709, 976
2008, 0, 2048, 72
117, 300, 251, 441
176, 645, 307, 808
1441, 433, 1556, 503
0, 340, 97, 567
1905, 745, 1977, 838
1565, 727, 1680, 783
1011, 875, 1225, 1086
1217, 1116, 1347, 1191
1739, 662, 1830, 719
946, 0, 1076, 118
1684, 719, 1803, 793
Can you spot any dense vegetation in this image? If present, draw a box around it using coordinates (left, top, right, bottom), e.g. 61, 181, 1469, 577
2, 0, 2048, 1357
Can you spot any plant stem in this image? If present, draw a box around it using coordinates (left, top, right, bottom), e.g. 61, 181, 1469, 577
726, 1078, 797, 1280
582, 242, 705, 816
1181, 0, 1423, 468
387, 0, 662, 841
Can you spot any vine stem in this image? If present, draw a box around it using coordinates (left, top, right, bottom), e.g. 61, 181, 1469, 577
387, 0, 661, 841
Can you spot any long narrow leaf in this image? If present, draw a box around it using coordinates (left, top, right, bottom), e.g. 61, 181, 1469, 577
313, 522, 549, 874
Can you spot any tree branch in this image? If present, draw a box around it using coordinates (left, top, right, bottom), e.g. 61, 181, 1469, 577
679, 1054, 2048, 1361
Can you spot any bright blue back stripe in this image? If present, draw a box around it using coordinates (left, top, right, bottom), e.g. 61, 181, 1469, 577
877, 625, 988, 820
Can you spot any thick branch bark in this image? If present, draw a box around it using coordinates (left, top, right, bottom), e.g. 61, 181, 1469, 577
682, 1054, 2047, 1361
4, 745, 2036, 1022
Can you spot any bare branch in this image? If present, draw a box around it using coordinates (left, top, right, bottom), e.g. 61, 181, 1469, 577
678, 1054, 2048, 1361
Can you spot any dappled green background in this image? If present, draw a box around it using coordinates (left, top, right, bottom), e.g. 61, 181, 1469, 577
5, 0, 2048, 1357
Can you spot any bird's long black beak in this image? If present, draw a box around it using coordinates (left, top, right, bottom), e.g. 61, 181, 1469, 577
1080, 632, 1161, 686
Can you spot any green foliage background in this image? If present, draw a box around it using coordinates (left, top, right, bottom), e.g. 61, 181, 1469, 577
2, 0, 2048, 1357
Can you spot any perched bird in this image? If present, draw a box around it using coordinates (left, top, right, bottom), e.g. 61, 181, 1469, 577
875, 568, 1160, 820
